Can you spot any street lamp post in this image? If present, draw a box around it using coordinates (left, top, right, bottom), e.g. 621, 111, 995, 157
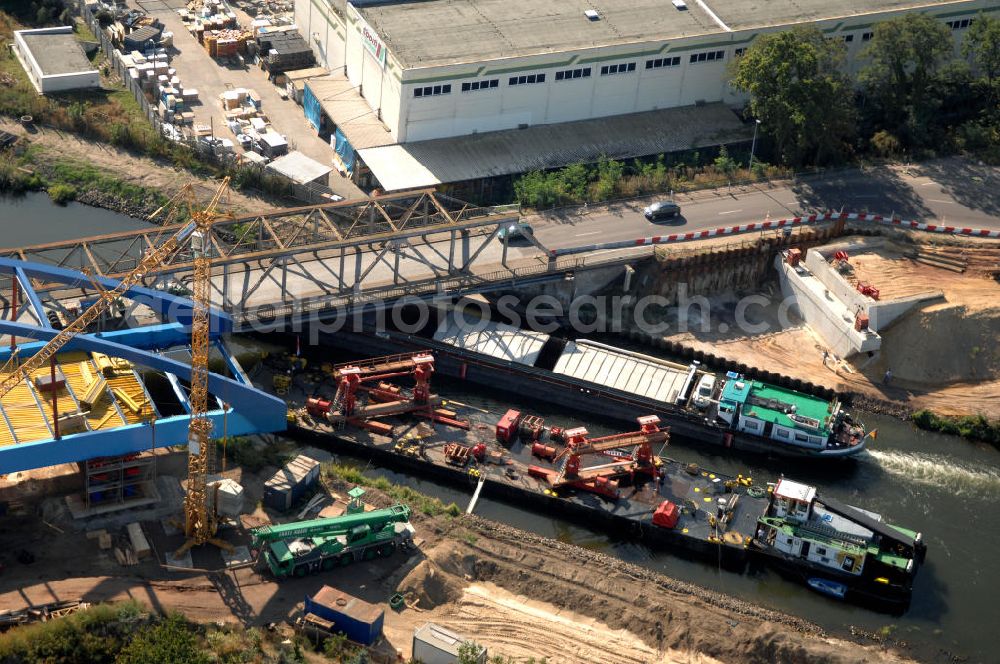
748, 118, 762, 173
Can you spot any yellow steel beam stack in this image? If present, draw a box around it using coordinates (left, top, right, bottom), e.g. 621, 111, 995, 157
58, 353, 125, 431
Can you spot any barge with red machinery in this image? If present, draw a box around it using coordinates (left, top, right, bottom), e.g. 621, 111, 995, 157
258, 350, 926, 610
300, 316, 868, 460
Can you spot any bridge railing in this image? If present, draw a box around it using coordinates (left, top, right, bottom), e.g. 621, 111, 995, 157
230, 248, 646, 326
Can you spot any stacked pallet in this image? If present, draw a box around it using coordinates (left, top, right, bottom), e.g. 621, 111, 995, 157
204, 28, 252, 58
257, 29, 314, 74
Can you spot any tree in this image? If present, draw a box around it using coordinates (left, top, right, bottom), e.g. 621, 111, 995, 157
860, 14, 953, 147
713, 145, 737, 178
730, 27, 856, 166
963, 14, 1000, 107
592, 156, 624, 200
115, 614, 209, 664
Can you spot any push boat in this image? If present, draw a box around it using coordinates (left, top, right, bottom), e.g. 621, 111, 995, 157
260, 350, 923, 610
301, 320, 869, 459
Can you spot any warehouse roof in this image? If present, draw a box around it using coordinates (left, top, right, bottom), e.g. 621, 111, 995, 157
352, 0, 963, 68
356, 102, 750, 191
17, 28, 96, 76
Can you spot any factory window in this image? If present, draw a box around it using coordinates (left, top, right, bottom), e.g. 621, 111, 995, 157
733, 48, 747, 57
413, 84, 451, 98
843, 34, 854, 43
646, 56, 681, 69
508, 73, 546, 86
861, 31, 874, 41
689, 50, 725, 64
600, 61, 637, 75
946, 18, 972, 30
461, 79, 499, 92
555, 67, 592, 81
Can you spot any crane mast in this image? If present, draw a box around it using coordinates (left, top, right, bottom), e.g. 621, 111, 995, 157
177, 179, 231, 555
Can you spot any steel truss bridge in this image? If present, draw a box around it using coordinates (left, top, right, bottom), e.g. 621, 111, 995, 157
0, 190, 629, 329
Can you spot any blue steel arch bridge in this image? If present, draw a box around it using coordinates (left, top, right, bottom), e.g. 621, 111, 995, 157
0, 258, 286, 477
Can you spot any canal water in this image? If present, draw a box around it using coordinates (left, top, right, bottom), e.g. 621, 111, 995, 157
0, 192, 150, 249
4, 195, 997, 662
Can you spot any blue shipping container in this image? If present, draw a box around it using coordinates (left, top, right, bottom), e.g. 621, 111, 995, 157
304, 585, 384, 646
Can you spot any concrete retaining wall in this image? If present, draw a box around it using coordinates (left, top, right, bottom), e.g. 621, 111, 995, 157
775, 254, 881, 358
805, 238, 942, 332
804, 249, 870, 315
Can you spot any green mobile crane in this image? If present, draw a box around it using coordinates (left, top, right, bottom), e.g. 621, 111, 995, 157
251, 488, 414, 578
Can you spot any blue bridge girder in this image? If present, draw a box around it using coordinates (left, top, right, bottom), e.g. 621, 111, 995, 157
0, 259, 283, 475
0, 257, 232, 332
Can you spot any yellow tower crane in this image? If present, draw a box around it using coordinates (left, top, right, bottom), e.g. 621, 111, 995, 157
174, 178, 233, 556
0, 178, 233, 556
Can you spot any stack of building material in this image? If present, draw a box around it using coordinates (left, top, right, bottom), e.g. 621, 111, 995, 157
257, 29, 313, 74
204, 27, 252, 57
79, 374, 107, 410
263, 454, 320, 511
220, 88, 246, 110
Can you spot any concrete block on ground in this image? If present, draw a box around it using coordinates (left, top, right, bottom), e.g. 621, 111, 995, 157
160, 517, 182, 537
126, 522, 151, 559
222, 545, 251, 567
165, 549, 193, 570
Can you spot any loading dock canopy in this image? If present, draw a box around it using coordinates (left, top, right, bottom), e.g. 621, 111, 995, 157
357, 103, 750, 191
434, 319, 548, 366
265, 150, 332, 185
554, 340, 692, 403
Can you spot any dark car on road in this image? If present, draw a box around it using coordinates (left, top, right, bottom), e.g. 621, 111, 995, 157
643, 200, 682, 221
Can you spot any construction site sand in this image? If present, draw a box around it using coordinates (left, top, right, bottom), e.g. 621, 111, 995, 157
666, 239, 1000, 417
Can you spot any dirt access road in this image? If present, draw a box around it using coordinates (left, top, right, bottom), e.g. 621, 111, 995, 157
0, 474, 915, 664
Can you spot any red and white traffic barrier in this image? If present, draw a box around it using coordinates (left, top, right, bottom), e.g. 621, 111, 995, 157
551, 211, 1000, 257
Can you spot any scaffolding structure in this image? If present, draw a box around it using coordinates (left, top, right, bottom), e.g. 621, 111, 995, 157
81, 453, 156, 510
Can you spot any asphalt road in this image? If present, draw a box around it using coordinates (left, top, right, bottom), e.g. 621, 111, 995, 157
526, 162, 1000, 251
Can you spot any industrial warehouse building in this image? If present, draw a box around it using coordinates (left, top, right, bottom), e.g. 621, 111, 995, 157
293, 0, 996, 193
13, 27, 101, 94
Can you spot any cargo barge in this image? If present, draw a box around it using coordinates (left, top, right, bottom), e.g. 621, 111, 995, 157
299, 316, 868, 460
258, 351, 924, 610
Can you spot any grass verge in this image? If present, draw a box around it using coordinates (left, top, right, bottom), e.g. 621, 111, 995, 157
322, 462, 463, 518
912, 409, 1000, 447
